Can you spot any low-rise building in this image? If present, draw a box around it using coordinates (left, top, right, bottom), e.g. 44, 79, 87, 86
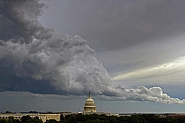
0, 113, 60, 122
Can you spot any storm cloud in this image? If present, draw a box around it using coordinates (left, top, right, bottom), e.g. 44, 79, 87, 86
0, 0, 112, 95
0, 0, 185, 105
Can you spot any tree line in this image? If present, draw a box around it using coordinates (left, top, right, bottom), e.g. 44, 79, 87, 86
1, 113, 185, 123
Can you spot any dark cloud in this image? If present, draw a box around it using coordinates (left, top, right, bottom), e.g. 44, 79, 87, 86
0, 0, 51, 42
0, 75, 56, 94
0, 0, 113, 96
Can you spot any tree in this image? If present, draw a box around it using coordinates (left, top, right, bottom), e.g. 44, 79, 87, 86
7, 116, 20, 123
0, 118, 7, 123
21, 115, 32, 123
29, 111, 38, 113
21, 115, 42, 123
32, 117, 42, 123
60, 114, 65, 122
45, 119, 58, 123
117, 116, 130, 123
107, 116, 117, 123
66, 115, 77, 123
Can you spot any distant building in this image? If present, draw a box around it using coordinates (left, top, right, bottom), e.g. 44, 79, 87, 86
0, 113, 60, 122
83, 92, 96, 113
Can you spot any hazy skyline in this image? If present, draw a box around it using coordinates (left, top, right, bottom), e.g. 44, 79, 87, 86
1, 0, 185, 113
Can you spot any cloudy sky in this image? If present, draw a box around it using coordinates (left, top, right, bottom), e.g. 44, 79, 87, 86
1, 0, 185, 113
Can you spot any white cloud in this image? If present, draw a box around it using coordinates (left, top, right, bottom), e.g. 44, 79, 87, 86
115, 85, 185, 104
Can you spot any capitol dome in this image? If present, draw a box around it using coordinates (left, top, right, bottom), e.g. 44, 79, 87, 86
83, 92, 96, 113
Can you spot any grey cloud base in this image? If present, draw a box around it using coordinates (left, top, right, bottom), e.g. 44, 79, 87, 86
0, 0, 185, 104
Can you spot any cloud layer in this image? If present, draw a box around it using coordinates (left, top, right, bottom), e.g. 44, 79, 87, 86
0, 0, 185, 105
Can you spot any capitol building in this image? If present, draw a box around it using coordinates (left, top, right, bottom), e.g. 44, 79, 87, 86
83, 92, 114, 116
83, 92, 96, 113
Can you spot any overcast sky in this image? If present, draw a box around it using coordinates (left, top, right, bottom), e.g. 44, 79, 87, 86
1, 0, 185, 113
